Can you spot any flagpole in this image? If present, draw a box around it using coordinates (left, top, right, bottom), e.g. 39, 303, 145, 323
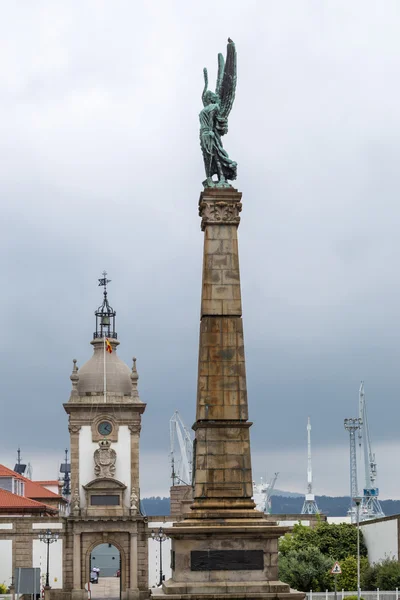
103, 336, 107, 404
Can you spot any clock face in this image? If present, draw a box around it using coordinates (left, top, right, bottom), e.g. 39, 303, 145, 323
98, 421, 113, 436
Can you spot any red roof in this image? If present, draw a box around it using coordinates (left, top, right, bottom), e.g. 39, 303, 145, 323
34, 480, 60, 486
0, 489, 56, 514
0, 465, 64, 501
0, 465, 20, 478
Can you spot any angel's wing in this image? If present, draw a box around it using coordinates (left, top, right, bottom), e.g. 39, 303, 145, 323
218, 40, 237, 120
202, 67, 209, 106
215, 53, 225, 96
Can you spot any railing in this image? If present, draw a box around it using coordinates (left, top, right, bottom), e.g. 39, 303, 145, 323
93, 332, 118, 339
306, 590, 399, 600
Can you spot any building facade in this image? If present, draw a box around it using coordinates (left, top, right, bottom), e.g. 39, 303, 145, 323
0, 280, 150, 600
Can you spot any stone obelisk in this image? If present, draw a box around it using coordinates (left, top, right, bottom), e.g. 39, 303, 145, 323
191, 187, 257, 518
157, 187, 305, 599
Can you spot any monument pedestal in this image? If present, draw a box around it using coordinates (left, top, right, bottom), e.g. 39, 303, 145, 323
159, 519, 304, 599
153, 188, 304, 600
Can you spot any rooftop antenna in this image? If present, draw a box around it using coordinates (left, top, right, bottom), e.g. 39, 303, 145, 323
60, 448, 71, 497
26, 463, 33, 479
301, 417, 319, 514
14, 447, 27, 475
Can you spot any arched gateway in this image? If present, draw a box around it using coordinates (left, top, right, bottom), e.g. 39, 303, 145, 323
60, 276, 148, 600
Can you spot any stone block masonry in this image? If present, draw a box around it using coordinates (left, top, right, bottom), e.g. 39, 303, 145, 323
155, 187, 306, 600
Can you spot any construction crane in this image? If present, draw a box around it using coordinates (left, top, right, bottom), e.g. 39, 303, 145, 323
253, 473, 279, 513
344, 416, 362, 523
301, 417, 319, 514
170, 411, 193, 486
358, 382, 384, 521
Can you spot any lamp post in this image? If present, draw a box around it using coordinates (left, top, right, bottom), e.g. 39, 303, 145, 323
38, 529, 59, 588
353, 496, 362, 600
151, 527, 168, 586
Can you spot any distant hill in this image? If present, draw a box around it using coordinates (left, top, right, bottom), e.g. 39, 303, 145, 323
272, 489, 303, 498
141, 495, 400, 518
141, 496, 170, 516
271, 495, 400, 517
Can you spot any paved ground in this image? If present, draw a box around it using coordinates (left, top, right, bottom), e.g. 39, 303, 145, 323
91, 576, 120, 600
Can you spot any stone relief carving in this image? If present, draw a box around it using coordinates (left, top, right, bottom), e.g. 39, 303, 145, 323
94, 439, 116, 478
130, 488, 139, 512
71, 488, 80, 513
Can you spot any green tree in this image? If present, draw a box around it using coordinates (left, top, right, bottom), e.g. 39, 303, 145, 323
279, 522, 367, 561
361, 557, 400, 591
336, 556, 369, 591
375, 558, 400, 590
361, 561, 379, 591
279, 546, 334, 592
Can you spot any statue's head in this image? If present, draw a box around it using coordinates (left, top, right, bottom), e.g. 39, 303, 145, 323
204, 90, 219, 105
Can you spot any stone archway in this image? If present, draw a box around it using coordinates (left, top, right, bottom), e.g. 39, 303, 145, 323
90, 542, 121, 599
84, 535, 127, 596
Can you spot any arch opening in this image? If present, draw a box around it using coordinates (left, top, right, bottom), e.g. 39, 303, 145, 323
90, 543, 121, 600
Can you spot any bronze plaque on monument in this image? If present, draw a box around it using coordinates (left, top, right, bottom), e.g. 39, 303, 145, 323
191, 550, 264, 571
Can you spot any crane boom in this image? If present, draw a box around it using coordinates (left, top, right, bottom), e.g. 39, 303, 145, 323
357, 382, 384, 521
170, 411, 193, 486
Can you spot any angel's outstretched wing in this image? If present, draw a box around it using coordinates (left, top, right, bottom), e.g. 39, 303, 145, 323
215, 53, 225, 96
202, 67, 209, 106
218, 40, 237, 120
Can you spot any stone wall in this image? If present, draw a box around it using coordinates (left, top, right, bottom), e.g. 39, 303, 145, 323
169, 486, 193, 518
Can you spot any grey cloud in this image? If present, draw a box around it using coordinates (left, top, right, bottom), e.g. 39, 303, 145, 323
1, 1, 400, 498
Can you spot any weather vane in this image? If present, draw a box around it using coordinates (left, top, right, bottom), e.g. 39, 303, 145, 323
98, 271, 111, 295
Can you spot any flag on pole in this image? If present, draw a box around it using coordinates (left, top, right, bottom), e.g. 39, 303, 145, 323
105, 338, 112, 354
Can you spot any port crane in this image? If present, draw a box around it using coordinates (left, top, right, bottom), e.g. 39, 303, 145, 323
357, 382, 384, 521
170, 411, 193, 486
253, 472, 279, 513
301, 417, 319, 514
344, 415, 362, 523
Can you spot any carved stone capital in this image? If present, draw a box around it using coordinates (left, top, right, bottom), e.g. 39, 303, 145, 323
129, 422, 141, 435
68, 424, 81, 434
199, 191, 242, 231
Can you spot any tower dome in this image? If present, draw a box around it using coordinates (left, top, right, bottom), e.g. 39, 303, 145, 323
77, 339, 132, 396
68, 272, 142, 403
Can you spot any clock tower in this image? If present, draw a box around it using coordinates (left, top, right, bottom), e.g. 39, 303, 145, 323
63, 275, 148, 600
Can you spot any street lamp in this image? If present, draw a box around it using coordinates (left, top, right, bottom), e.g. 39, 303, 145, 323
352, 496, 362, 600
38, 529, 59, 588
151, 527, 168, 586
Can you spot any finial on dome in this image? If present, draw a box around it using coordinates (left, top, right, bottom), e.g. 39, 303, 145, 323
131, 357, 140, 399
70, 359, 79, 396
94, 271, 117, 341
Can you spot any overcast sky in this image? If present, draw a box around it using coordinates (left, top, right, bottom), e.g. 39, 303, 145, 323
2, 1, 400, 499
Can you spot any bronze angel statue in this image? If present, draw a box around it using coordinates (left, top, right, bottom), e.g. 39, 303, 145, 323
200, 39, 237, 188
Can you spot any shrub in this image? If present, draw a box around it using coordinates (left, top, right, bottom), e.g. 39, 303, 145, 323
0, 583, 8, 594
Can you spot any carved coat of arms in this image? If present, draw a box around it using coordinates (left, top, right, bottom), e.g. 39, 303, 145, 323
94, 439, 116, 478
